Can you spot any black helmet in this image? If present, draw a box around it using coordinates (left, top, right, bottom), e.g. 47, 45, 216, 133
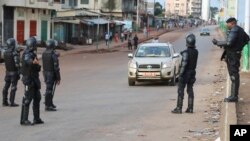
26, 37, 37, 50
6, 38, 16, 51
186, 33, 196, 47
46, 39, 56, 49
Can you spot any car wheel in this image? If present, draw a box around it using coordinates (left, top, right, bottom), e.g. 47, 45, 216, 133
170, 69, 176, 86
128, 79, 135, 86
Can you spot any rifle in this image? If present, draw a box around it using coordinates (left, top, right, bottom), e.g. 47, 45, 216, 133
52, 81, 57, 97
20, 85, 28, 124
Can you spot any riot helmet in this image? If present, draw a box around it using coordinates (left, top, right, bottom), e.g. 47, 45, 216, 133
26, 37, 37, 51
46, 39, 56, 49
186, 33, 196, 47
6, 38, 16, 51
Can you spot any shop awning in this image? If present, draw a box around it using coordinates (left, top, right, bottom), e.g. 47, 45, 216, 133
54, 19, 80, 24
81, 18, 109, 25
114, 20, 126, 25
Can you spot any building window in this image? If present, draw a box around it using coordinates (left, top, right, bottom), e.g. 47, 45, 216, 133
69, 0, 78, 6
54, 0, 60, 3
81, 0, 89, 4
61, 0, 65, 4
43, 10, 46, 15
32, 9, 35, 14
18, 9, 25, 17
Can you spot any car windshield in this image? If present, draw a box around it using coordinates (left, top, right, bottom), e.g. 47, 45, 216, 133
135, 46, 171, 57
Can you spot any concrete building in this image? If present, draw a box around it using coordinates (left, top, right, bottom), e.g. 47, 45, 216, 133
202, 0, 210, 21
165, 0, 202, 18
0, 0, 61, 45
165, 0, 188, 17
189, 0, 202, 18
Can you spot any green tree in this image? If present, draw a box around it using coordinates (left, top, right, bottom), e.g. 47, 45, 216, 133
103, 0, 116, 12
154, 2, 163, 16
210, 7, 219, 18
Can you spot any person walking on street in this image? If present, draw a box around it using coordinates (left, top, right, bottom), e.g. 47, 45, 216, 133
105, 32, 109, 46
42, 39, 61, 111
20, 37, 44, 125
133, 34, 139, 50
121, 32, 124, 42
128, 37, 132, 50
124, 30, 128, 40
172, 33, 198, 114
114, 32, 119, 43
109, 31, 113, 42
2, 38, 20, 107
212, 17, 250, 102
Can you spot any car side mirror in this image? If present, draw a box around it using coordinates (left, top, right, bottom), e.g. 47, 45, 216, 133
173, 53, 180, 58
128, 53, 133, 58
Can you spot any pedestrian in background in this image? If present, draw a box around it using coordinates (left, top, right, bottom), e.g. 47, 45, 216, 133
109, 31, 113, 42
2, 38, 20, 107
124, 30, 128, 40
212, 17, 250, 102
114, 32, 119, 43
172, 33, 198, 114
121, 32, 124, 42
105, 32, 109, 46
128, 37, 132, 50
133, 34, 139, 50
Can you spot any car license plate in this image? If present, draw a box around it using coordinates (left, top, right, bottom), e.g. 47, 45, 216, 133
144, 72, 156, 77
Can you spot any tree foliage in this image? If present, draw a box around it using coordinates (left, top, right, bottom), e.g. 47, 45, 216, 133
103, 0, 116, 12
210, 7, 219, 18
154, 2, 163, 16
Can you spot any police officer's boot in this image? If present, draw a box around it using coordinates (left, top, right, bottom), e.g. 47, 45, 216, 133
2, 90, 9, 106
9, 87, 19, 107
51, 94, 56, 108
33, 105, 44, 125
172, 96, 183, 114
45, 94, 56, 111
185, 97, 194, 113
224, 75, 239, 102
21, 106, 32, 126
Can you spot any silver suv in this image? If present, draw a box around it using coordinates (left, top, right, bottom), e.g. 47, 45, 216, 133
128, 43, 181, 86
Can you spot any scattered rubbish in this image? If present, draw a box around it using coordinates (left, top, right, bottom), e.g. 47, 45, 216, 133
138, 134, 147, 137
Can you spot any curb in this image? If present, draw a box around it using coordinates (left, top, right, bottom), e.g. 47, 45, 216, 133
217, 28, 237, 141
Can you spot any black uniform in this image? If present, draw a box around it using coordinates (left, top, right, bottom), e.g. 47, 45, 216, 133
172, 33, 198, 114
42, 39, 61, 111
212, 18, 250, 102
2, 38, 20, 107
133, 35, 139, 50
20, 37, 44, 125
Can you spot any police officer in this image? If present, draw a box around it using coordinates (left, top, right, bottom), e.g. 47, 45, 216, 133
172, 33, 198, 114
42, 39, 60, 111
212, 17, 250, 102
2, 38, 20, 107
20, 37, 44, 125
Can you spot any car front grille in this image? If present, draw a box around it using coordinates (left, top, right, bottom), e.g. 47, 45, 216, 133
138, 64, 161, 69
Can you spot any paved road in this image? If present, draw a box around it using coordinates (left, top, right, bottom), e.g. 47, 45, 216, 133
0, 26, 224, 141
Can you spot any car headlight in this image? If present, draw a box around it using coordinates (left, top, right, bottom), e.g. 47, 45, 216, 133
129, 60, 137, 69
162, 62, 172, 68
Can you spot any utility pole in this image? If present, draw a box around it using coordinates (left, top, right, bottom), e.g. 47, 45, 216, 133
243, 0, 250, 71
136, 0, 139, 33
96, 14, 100, 51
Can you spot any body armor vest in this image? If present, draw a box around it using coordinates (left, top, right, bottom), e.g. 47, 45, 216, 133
4, 50, 18, 72
42, 50, 54, 72
186, 48, 198, 70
